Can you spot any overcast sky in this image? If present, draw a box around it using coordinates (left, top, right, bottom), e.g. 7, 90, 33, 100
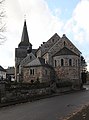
0, 0, 89, 71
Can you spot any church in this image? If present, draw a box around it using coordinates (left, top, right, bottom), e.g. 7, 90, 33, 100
15, 20, 85, 85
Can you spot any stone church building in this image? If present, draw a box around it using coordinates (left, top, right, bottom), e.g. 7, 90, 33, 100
15, 20, 85, 85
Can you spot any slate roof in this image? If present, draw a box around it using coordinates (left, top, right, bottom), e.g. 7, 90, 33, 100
18, 20, 32, 48
53, 47, 78, 56
26, 57, 45, 67
25, 57, 53, 68
32, 49, 37, 56
48, 34, 81, 57
0, 66, 6, 72
20, 50, 36, 66
36, 33, 60, 56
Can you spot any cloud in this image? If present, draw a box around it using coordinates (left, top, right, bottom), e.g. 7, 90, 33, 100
62, 0, 89, 71
64, 0, 89, 43
1, 0, 89, 72
0, 0, 63, 68
73, 0, 89, 31
17, 0, 63, 48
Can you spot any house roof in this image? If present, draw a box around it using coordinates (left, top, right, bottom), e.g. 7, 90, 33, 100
20, 51, 36, 66
6, 67, 15, 75
26, 57, 45, 67
36, 33, 60, 56
47, 34, 81, 57
25, 57, 52, 68
53, 47, 78, 56
0, 66, 6, 72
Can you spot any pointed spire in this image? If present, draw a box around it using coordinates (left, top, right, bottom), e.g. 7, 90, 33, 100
18, 19, 32, 48
21, 19, 29, 42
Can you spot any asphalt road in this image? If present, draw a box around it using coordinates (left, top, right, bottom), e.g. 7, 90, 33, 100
0, 85, 89, 120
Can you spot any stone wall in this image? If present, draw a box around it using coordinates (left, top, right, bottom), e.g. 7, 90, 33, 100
53, 55, 81, 83
49, 35, 80, 58
23, 66, 52, 83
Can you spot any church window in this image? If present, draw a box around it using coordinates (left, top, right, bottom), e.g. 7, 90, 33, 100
30, 69, 35, 75
33, 69, 34, 75
54, 60, 57, 67
61, 59, 64, 66
30, 69, 32, 75
30, 56, 32, 59
69, 59, 72, 66
64, 41, 65, 46
52, 39, 54, 42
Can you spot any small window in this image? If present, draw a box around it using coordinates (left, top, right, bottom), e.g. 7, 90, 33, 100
52, 39, 54, 42
33, 69, 34, 75
55, 60, 57, 67
61, 59, 64, 66
64, 41, 65, 46
69, 59, 72, 66
30, 69, 33, 75
30, 69, 35, 75
30, 56, 32, 59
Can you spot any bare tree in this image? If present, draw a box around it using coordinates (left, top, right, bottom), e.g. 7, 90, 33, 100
0, 0, 6, 44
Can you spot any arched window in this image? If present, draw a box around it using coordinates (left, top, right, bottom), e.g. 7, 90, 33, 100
61, 59, 64, 66
69, 59, 72, 66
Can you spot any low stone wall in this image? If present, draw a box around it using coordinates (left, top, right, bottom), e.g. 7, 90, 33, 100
1, 87, 51, 103
56, 87, 72, 93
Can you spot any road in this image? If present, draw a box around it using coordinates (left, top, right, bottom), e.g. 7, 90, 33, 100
0, 85, 89, 120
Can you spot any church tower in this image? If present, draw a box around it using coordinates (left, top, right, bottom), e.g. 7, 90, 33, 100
15, 20, 32, 80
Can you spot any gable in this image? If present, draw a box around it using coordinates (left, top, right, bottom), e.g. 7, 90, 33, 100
36, 33, 60, 56
48, 34, 81, 57
26, 57, 45, 67
20, 52, 36, 66
53, 47, 78, 56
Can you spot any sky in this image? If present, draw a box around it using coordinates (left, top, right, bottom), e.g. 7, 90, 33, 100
0, 0, 89, 71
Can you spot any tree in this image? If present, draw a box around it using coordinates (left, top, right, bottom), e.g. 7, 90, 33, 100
81, 56, 87, 72
0, 0, 6, 44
